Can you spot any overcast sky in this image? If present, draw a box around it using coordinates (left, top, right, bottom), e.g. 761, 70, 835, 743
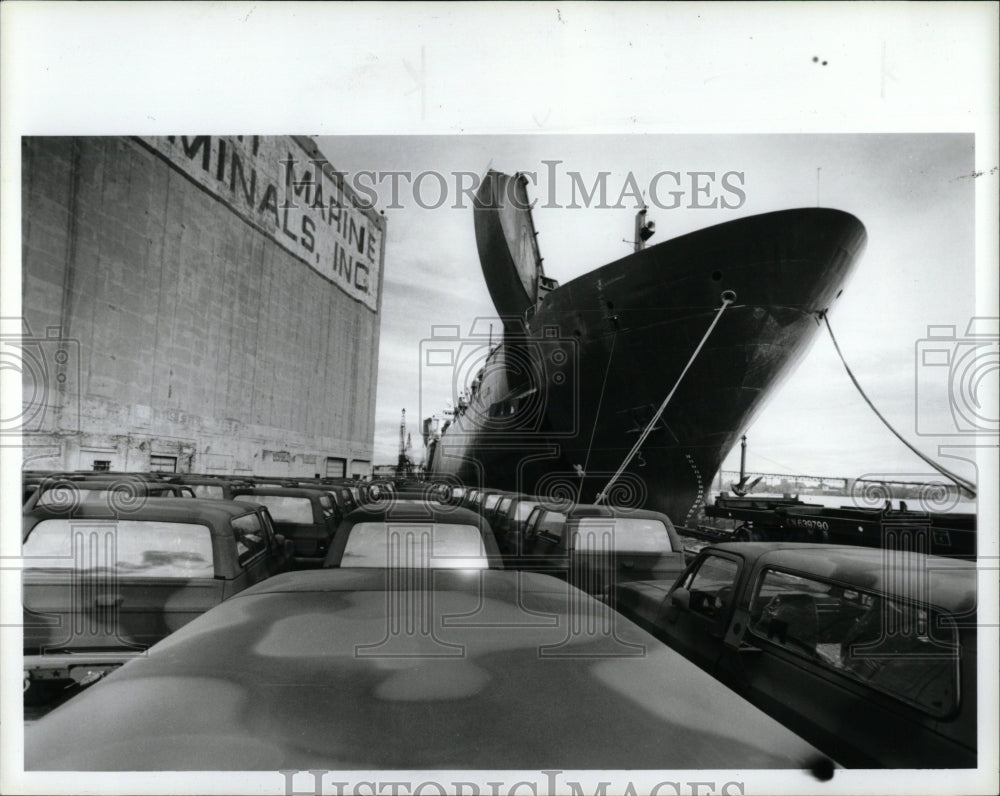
318, 134, 978, 485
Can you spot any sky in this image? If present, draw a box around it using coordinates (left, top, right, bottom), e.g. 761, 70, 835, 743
317, 133, 980, 486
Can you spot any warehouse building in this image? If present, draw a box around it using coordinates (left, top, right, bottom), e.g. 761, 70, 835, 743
20, 136, 385, 478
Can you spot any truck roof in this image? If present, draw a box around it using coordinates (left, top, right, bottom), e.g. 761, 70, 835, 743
709, 542, 976, 615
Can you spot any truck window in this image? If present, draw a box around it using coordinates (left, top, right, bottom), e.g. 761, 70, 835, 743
573, 517, 673, 553
515, 501, 540, 521
191, 483, 224, 499
537, 511, 567, 540
524, 507, 543, 536
748, 568, 959, 717
231, 513, 268, 566
341, 522, 489, 569
23, 519, 214, 578
237, 495, 314, 524
684, 554, 739, 620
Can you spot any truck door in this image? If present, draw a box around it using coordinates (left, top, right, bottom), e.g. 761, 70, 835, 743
228, 510, 286, 590
660, 550, 743, 673
719, 567, 970, 767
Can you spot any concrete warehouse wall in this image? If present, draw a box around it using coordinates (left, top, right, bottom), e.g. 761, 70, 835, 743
20, 136, 384, 477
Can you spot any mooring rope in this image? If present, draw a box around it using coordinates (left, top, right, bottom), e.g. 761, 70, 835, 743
578, 328, 618, 497
596, 291, 737, 505
820, 310, 977, 498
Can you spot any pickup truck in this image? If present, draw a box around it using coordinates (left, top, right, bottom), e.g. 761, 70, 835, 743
230, 486, 342, 565
526, 505, 685, 597
613, 542, 977, 768
24, 475, 195, 510
22, 497, 293, 703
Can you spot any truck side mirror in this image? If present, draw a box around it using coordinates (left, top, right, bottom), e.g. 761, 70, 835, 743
665, 586, 690, 623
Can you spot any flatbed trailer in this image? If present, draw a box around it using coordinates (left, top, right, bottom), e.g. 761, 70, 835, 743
704, 494, 976, 559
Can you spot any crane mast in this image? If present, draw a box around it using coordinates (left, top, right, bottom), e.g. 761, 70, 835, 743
397, 408, 412, 477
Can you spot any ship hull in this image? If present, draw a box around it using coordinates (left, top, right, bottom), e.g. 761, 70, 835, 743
427, 208, 867, 526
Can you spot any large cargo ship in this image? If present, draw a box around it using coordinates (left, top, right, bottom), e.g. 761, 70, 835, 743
425, 171, 867, 526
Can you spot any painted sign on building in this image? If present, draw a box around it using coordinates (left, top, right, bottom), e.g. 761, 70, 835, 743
136, 135, 385, 312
